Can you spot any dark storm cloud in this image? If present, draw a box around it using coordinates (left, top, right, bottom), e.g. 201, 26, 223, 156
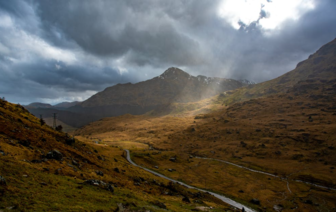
0, 0, 336, 104
36, 0, 207, 67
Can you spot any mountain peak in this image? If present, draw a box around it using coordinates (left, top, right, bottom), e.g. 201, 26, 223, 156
160, 67, 190, 79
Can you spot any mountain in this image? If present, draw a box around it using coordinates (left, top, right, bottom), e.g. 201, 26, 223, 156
25, 102, 53, 109
26, 68, 248, 128
54, 101, 80, 109
219, 37, 336, 104
68, 67, 247, 118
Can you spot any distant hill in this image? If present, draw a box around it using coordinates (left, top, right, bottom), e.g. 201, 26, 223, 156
25, 102, 53, 109
54, 101, 80, 109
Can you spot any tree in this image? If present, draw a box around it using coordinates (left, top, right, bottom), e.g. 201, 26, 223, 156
40, 117, 45, 126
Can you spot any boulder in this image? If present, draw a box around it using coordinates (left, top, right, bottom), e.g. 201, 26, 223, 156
169, 157, 176, 162
153, 201, 166, 209
46, 149, 63, 160
85, 179, 114, 193
0, 176, 6, 185
250, 198, 260, 205
95, 170, 104, 176
182, 196, 191, 203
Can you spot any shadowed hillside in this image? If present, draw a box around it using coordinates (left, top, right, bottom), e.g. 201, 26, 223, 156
0, 99, 232, 211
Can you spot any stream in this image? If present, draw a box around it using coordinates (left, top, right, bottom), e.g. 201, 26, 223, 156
125, 149, 255, 212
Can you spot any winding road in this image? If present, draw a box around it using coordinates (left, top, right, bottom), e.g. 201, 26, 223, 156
196, 157, 336, 191
124, 149, 255, 212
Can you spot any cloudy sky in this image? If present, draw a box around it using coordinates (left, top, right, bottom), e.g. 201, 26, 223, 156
1, 0, 336, 104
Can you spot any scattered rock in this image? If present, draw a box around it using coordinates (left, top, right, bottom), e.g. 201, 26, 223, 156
46, 149, 63, 161
304, 200, 313, 205
0, 176, 6, 185
152, 201, 166, 209
182, 196, 191, 203
95, 170, 104, 176
250, 198, 260, 205
116, 203, 124, 212
85, 179, 114, 193
169, 157, 176, 162
0, 150, 5, 155
55, 168, 62, 175
72, 160, 78, 166
154, 166, 158, 169
240, 141, 247, 147
273, 204, 283, 212
114, 158, 118, 162
114, 168, 120, 173
18, 140, 30, 147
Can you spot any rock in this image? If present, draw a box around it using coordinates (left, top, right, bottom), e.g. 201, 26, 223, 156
304, 200, 313, 204
182, 196, 191, 203
116, 203, 124, 212
19, 139, 30, 147
46, 149, 63, 160
169, 157, 176, 162
154, 166, 159, 169
72, 160, 78, 166
153, 201, 166, 209
0, 150, 5, 155
0, 176, 6, 185
96, 170, 104, 176
189, 155, 193, 159
240, 141, 247, 147
85, 179, 114, 193
55, 168, 62, 175
273, 204, 283, 212
168, 169, 174, 172
250, 198, 260, 205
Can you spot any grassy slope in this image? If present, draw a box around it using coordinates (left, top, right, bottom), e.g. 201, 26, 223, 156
0, 99, 232, 211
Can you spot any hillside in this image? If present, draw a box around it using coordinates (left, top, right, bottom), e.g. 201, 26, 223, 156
76, 38, 336, 211
0, 99, 232, 211
218, 37, 336, 105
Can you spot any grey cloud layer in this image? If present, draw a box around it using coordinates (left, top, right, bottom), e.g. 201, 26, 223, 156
0, 0, 336, 104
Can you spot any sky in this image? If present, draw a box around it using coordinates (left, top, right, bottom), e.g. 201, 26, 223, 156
0, 0, 336, 105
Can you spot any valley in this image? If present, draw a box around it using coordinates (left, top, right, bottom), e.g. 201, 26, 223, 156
1, 38, 336, 211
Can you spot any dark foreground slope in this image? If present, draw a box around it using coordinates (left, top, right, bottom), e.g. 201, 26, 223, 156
0, 99, 231, 211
